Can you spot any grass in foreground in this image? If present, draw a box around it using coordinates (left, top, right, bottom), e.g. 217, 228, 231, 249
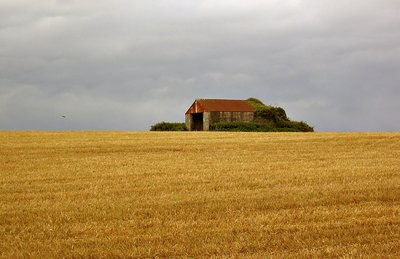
0, 131, 399, 258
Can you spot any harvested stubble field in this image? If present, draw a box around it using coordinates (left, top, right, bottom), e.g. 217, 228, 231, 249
0, 131, 400, 258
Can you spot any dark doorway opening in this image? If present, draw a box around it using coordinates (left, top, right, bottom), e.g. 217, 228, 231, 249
192, 113, 203, 131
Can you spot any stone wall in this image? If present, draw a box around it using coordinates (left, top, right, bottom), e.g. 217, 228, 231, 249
185, 114, 192, 131
187, 111, 254, 131
209, 111, 254, 124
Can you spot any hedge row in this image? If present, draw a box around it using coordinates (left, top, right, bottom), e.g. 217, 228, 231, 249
209, 121, 310, 132
150, 122, 187, 131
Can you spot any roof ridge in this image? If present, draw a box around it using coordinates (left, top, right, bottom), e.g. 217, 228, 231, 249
186, 99, 255, 114
196, 98, 246, 101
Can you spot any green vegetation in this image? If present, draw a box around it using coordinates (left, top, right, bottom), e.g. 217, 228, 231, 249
151, 98, 313, 132
248, 98, 313, 132
247, 98, 289, 122
210, 122, 304, 132
210, 98, 313, 132
150, 122, 187, 131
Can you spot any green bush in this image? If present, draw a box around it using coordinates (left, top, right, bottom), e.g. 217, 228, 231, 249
246, 98, 314, 132
150, 122, 187, 131
276, 120, 314, 132
210, 121, 312, 132
247, 98, 289, 122
246, 98, 267, 110
210, 122, 287, 132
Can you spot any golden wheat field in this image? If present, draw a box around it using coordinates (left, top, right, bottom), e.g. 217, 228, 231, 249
0, 131, 399, 258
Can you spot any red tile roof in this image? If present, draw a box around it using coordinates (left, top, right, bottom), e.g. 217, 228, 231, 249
185, 99, 255, 114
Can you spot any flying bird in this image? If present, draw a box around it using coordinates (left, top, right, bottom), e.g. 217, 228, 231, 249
61, 115, 66, 118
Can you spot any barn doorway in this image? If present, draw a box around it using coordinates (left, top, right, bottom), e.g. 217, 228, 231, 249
192, 113, 203, 131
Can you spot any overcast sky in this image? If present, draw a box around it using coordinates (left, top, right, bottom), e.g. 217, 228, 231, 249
1, 0, 399, 131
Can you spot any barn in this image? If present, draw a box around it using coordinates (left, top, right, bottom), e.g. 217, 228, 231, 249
185, 99, 255, 131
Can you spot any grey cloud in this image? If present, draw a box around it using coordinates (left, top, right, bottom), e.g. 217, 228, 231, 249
1, 0, 399, 131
